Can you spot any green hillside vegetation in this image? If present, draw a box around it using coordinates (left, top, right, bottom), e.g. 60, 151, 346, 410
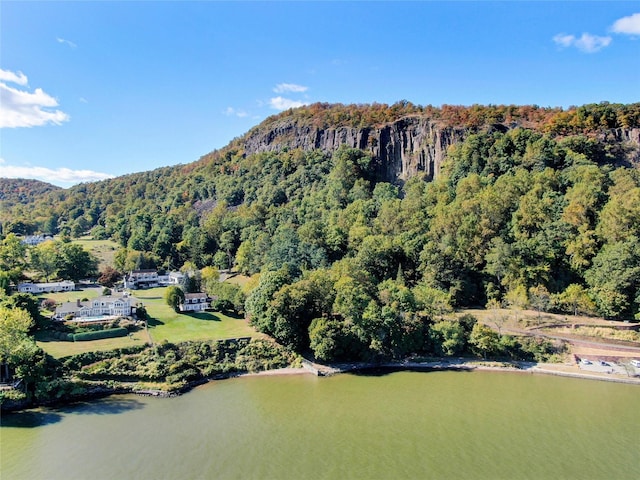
0, 178, 60, 211
2, 102, 640, 366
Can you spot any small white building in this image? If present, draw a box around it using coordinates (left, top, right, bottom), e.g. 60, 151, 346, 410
157, 271, 184, 286
53, 292, 137, 320
168, 271, 185, 285
20, 235, 53, 246
180, 292, 209, 312
18, 281, 76, 294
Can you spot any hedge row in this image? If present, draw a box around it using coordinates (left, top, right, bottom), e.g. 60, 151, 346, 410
73, 328, 129, 342
50, 331, 75, 341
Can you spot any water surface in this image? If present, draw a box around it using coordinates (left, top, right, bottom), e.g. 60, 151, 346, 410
2, 371, 639, 480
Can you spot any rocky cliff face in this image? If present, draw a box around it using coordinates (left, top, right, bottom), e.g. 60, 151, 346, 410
241, 116, 471, 183
240, 117, 640, 184
606, 127, 640, 166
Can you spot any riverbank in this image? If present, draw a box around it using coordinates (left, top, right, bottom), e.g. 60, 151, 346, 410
246, 357, 640, 386
3, 356, 638, 413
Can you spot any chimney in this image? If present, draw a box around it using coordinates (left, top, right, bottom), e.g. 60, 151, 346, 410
77, 299, 81, 307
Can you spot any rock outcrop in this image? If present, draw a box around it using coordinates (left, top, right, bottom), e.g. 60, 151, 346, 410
240, 116, 470, 183
239, 116, 640, 184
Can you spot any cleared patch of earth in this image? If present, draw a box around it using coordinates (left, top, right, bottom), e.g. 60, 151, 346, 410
462, 308, 640, 363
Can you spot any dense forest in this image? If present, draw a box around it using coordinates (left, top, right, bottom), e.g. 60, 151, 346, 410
0, 178, 61, 207
1, 101, 640, 362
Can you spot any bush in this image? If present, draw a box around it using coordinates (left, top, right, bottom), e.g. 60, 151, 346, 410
0, 388, 27, 405
41, 298, 57, 311
73, 327, 128, 342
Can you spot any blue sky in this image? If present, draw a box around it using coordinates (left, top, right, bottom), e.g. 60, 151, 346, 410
1, 1, 639, 188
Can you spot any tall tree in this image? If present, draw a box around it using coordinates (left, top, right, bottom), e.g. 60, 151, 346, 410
30, 240, 60, 281
58, 243, 98, 282
584, 238, 640, 319
164, 286, 185, 312
0, 306, 35, 382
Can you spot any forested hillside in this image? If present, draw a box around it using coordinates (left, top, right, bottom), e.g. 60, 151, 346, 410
1, 101, 640, 361
0, 178, 61, 210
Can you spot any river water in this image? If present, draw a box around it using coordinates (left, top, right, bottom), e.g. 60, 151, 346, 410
2, 370, 639, 480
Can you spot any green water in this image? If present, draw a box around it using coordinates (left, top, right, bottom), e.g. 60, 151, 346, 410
2, 371, 639, 480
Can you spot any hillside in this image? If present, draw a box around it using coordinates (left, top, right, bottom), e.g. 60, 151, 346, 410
2, 101, 640, 360
0, 178, 61, 207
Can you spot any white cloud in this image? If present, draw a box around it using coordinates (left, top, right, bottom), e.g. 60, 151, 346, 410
56, 37, 77, 48
0, 69, 28, 85
273, 83, 308, 93
553, 32, 612, 53
611, 13, 640, 35
0, 69, 70, 128
0, 160, 115, 186
552, 34, 575, 48
224, 106, 248, 118
269, 96, 308, 110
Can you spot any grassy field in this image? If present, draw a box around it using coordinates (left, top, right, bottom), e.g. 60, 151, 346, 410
35, 285, 260, 358
37, 286, 101, 304
35, 330, 150, 358
73, 236, 120, 269
129, 287, 260, 344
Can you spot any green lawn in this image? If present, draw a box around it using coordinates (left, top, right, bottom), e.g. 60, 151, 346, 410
37, 286, 101, 304
36, 286, 260, 358
36, 330, 150, 358
130, 287, 261, 344
73, 236, 120, 269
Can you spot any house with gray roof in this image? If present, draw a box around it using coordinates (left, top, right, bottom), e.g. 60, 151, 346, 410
53, 292, 137, 320
18, 281, 75, 294
179, 292, 209, 312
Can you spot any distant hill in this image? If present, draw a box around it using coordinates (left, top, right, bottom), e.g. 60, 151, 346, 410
0, 178, 61, 206
1, 101, 639, 239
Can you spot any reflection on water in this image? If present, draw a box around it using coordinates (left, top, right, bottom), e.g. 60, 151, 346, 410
56, 397, 145, 416
1, 410, 63, 428
1, 396, 145, 428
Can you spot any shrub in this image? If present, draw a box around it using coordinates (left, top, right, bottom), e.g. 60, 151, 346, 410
73, 327, 128, 342
41, 298, 57, 311
0, 388, 27, 405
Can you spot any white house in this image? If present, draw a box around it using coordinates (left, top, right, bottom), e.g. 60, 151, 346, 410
20, 235, 53, 246
124, 270, 159, 289
53, 292, 137, 320
157, 271, 184, 286
180, 292, 209, 312
168, 271, 185, 285
18, 281, 76, 294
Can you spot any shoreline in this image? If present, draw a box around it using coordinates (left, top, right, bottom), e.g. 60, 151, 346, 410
234, 358, 640, 386
3, 358, 638, 413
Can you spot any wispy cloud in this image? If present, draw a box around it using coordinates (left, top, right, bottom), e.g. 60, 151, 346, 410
0, 68, 69, 128
611, 12, 640, 35
273, 83, 308, 93
224, 106, 248, 118
269, 96, 308, 111
56, 37, 77, 48
0, 69, 28, 85
0, 159, 114, 186
552, 33, 612, 53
